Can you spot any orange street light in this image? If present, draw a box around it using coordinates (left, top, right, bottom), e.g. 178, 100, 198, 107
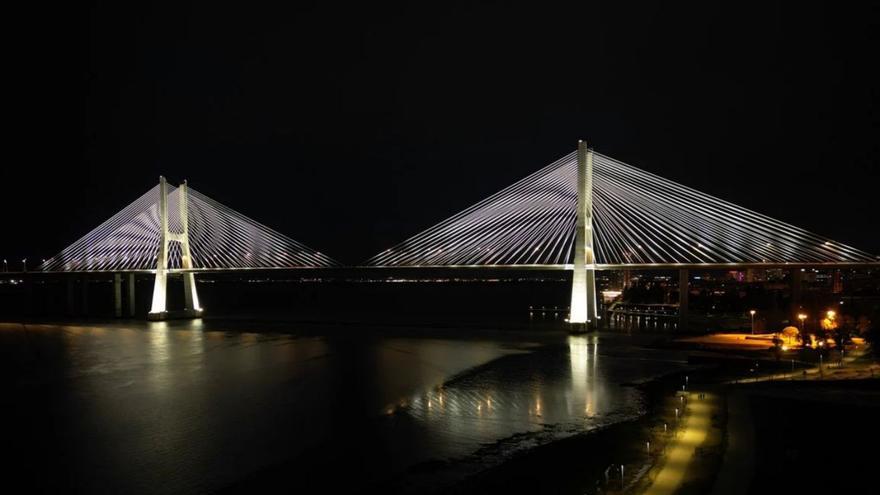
797, 313, 808, 341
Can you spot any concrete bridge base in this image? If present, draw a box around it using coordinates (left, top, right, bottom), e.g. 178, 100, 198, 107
678, 268, 689, 331
147, 308, 203, 321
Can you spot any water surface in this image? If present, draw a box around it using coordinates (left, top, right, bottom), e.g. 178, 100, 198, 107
1, 320, 688, 493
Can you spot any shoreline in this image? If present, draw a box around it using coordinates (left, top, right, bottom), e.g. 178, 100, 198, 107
442, 367, 698, 494
445, 343, 880, 495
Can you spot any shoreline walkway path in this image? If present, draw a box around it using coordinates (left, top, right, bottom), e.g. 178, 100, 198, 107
641, 391, 718, 495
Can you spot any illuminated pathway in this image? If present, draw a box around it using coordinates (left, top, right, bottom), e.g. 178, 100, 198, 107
642, 392, 718, 495
724, 346, 868, 385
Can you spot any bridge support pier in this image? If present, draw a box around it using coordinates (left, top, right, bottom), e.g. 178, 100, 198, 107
570, 140, 598, 331
127, 273, 136, 317
66, 276, 75, 316
790, 268, 803, 323
114, 274, 122, 318
24, 276, 34, 316
678, 269, 689, 331
148, 176, 203, 321
81, 276, 89, 316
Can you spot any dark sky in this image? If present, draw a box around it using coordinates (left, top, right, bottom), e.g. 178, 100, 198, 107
5, 2, 879, 266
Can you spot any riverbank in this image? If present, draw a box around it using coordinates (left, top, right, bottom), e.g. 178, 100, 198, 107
442, 368, 703, 494
442, 337, 817, 494
634, 386, 726, 495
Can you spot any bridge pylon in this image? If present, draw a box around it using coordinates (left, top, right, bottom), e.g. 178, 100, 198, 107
148, 176, 203, 320
570, 140, 598, 330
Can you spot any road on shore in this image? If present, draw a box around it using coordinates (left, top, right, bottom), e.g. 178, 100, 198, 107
642, 391, 718, 495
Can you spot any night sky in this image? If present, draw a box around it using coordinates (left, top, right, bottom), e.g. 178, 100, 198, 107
5, 2, 879, 266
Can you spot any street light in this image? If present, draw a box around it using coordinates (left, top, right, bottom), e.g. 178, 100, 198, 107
750, 310, 756, 334
2, 259, 6, 272
797, 313, 807, 345
22, 258, 27, 272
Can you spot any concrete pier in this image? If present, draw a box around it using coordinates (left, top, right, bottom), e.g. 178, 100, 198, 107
678, 269, 689, 331
66, 276, 76, 316
570, 140, 598, 330
127, 273, 136, 317
81, 276, 89, 316
114, 274, 122, 317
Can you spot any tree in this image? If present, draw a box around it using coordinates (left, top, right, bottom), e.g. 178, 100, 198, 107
832, 315, 857, 353
821, 314, 839, 333
771, 342, 783, 361
860, 316, 880, 356
856, 316, 872, 337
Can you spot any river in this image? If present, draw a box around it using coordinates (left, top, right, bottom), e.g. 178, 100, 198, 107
1, 319, 689, 493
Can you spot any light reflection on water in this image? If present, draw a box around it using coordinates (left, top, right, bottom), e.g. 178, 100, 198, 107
1, 322, 687, 494
367, 335, 675, 495
396, 335, 640, 473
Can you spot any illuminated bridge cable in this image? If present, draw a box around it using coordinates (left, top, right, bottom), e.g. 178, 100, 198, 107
367, 150, 877, 267
39, 185, 339, 272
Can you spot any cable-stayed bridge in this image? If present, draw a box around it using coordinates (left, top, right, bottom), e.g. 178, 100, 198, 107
25, 141, 879, 324
39, 181, 337, 273
365, 141, 877, 329
37, 176, 337, 320
367, 143, 875, 268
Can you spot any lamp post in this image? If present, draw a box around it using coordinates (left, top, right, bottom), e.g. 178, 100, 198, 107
2, 259, 6, 272
797, 313, 807, 346
22, 258, 27, 272
750, 309, 756, 334
834, 311, 843, 362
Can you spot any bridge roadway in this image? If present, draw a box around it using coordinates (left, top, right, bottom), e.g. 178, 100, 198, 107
3, 262, 876, 323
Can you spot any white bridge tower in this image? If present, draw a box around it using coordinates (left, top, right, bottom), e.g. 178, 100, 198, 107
148, 176, 203, 320
569, 140, 598, 329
